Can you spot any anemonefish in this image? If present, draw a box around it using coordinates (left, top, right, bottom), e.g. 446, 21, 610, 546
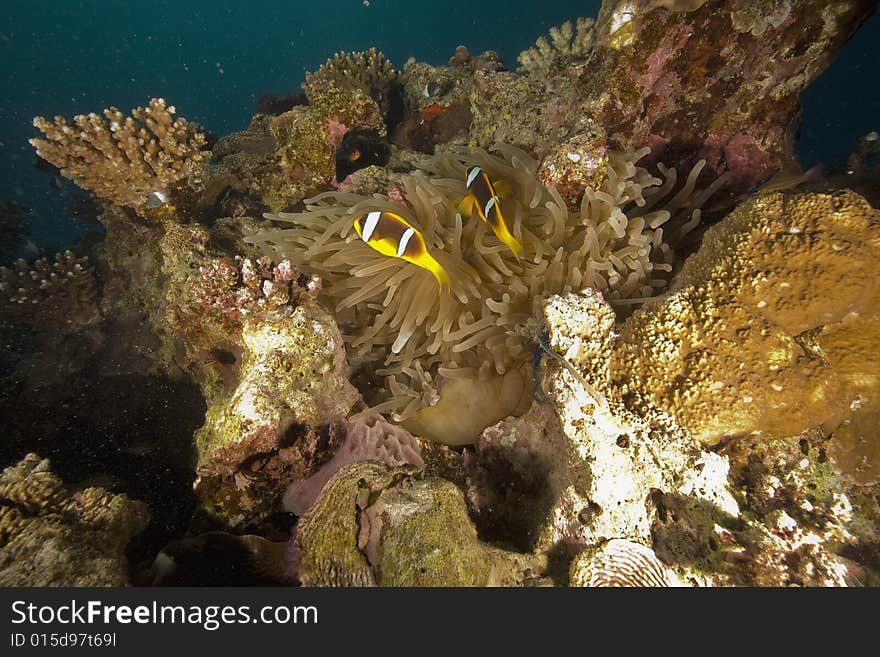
459, 166, 524, 258
353, 210, 450, 290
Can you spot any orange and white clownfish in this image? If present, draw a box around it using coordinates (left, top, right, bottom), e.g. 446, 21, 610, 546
352, 210, 451, 290
459, 166, 524, 259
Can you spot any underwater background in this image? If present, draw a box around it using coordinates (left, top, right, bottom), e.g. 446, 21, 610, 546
1, 0, 878, 254
2, 0, 880, 587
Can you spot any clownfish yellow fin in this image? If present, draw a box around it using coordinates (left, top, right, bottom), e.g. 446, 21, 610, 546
435, 266, 451, 292
492, 179, 511, 198
500, 230, 524, 260
457, 194, 476, 217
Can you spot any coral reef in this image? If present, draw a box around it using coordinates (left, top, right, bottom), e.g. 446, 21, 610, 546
466, 286, 877, 585
14, 0, 879, 589
250, 144, 722, 433
30, 98, 208, 211
575, 0, 870, 193
201, 50, 400, 213
500, 0, 877, 197
0, 454, 149, 586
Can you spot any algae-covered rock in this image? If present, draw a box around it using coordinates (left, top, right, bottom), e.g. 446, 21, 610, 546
0, 454, 149, 586
292, 462, 546, 587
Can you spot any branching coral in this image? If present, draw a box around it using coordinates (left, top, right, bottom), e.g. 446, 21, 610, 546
249, 144, 723, 432
30, 98, 208, 210
517, 17, 595, 75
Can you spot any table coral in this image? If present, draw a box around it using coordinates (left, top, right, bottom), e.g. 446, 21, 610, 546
30, 98, 208, 211
0, 454, 149, 586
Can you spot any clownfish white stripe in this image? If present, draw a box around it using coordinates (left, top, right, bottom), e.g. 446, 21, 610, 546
397, 227, 415, 257
466, 166, 482, 189
362, 211, 382, 242
484, 196, 495, 217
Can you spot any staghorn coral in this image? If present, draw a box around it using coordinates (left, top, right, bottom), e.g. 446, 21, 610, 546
30, 98, 208, 211
0, 453, 149, 586
517, 17, 596, 75
570, 539, 684, 586
249, 143, 723, 435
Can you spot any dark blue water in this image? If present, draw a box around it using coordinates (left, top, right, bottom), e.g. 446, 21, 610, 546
1, 1, 877, 253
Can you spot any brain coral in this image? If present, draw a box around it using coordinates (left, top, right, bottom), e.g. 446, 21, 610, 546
249, 144, 723, 433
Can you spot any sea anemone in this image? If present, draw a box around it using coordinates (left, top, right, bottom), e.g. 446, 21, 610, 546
247, 144, 724, 433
